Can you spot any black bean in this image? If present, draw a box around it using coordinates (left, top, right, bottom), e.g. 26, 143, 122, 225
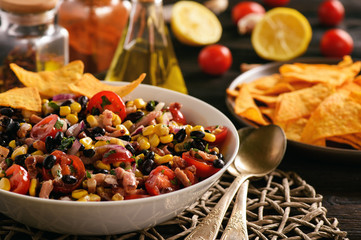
79, 144, 85, 151
118, 135, 131, 142
14, 154, 30, 167
213, 159, 225, 168
5, 121, 20, 135
0, 108, 14, 117
125, 144, 135, 154
28, 144, 36, 154
218, 153, 224, 160
190, 130, 205, 139
43, 155, 57, 169
145, 151, 155, 160
83, 148, 95, 158
92, 127, 105, 136
191, 139, 205, 151
145, 100, 159, 111
54, 131, 64, 145
62, 175, 77, 184
174, 129, 186, 143
125, 111, 144, 122
209, 151, 218, 155
5, 146, 13, 157
91, 107, 101, 115
142, 159, 155, 175
77, 96, 89, 110
60, 100, 73, 106
45, 136, 55, 153
204, 129, 211, 133
1, 117, 12, 127
93, 169, 109, 174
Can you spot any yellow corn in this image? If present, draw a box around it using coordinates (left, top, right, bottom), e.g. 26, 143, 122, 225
86, 115, 98, 128
0, 178, 11, 191
82, 179, 88, 188
79, 137, 93, 150
154, 154, 173, 165
112, 114, 122, 126
203, 132, 216, 142
42, 99, 49, 104
135, 153, 145, 162
134, 98, 146, 109
115, 124, 130, 135
112, 161, 121, 167
126, 100, 134, 108
142, 125, 155, 136
211, 147, 220, 154
29, 179, 38, 196
77, 195, 90, 202
148, 134, 160, 148
70, 102, 82, 113
122, 120, 133, 130
9, 140, 16, 149
134, 169, 143, 178
112, 193, 124, 201
94, 140, 108, 148
72, 189, 89, 199
66, 113, 78, 125
174, 142, 186, 152
185, 125, 193, 136
94, 160, 111, 171
0, 170, 4, 178
155, 124, 169, 136
192, 125, 204, 132
11, 145, 28, 160
138, 136, 150, 150
59, 106, 71, 116
109, 138, 124, 146
88, 193, 101, 201
160, 134, 173, 144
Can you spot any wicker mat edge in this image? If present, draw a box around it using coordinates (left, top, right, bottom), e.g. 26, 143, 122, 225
0, 170, 348, 240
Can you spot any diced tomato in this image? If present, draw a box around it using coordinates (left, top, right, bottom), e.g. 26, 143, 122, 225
87, 91, 126, 120
30, 114, 64, 141
168, 102, 187, 125
145, 166, 177, 196
102, 149, 133, 164
182, 152, 220, 179
205, 125, 228, 145
5, 164, 30, 195
42, 150, 86, 193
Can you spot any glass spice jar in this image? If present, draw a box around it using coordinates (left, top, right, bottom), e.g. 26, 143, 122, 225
0, 0, 69, 92
58, 0, 130, 75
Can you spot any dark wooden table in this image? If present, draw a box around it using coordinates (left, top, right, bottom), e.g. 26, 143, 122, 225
172, 0, 361, 239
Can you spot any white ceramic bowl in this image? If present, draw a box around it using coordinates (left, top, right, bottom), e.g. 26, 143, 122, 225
0, 83, 239, 235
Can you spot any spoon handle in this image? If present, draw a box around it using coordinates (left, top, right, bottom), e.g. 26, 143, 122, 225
185, 175, 246, 240
220, 180, 249, 240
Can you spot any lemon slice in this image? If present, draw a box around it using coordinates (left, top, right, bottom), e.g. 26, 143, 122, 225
251, 7, 312, 61
170, 1, 222, 46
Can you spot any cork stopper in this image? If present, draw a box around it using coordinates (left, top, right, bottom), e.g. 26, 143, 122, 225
0, 0, 58, 14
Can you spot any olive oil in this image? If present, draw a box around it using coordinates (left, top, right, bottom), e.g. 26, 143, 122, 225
105, 0, 187, 94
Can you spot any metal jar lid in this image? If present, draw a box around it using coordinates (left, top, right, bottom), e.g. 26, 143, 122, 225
0, 0, 58, 14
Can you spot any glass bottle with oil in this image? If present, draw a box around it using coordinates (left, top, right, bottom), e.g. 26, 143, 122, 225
105, 0, 187, 94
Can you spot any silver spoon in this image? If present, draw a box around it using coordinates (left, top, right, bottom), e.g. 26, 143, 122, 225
185, 125, 286, 240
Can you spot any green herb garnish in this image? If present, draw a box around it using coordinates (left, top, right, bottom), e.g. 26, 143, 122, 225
54, 119, 64, 130
104, 150, 116, 158
100, 95, 111, 109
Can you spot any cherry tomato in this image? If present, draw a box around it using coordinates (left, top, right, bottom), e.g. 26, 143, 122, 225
205, 125, 228, 145
318, 0, 344, 26
263, 0, 290, 7
320, 29, 353, 58
182, 152, 220, 179
87, 91, 126, 121
5, 164, 30, 195
198, 44, 232, 76
145, 166, 177, 196
102, 149, 133, 164
169, 102, 187, 125
231, 1, 265, 24
42, 150, 86, 193
30, 114, 64, 141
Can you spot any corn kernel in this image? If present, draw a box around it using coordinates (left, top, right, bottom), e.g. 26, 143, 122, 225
72, 189, 89, 199
112, 161, 121, 167
115, 124, 130, 135
122, 120, 133, 130
70, 102, 82, 113
137, 136, 150, 150
148, 134, 160, 148
42, 99, 49, 104
211, 147, 220, 154
0, 178, 10, 191
126, 100, 134, 108
185, 125, 193, 136
160, 134, 173, 144
94, 140, 108, 148
154, 154, 173, 165
192, 125, 204, 132
203, 132, 216, 142
66, 113, 78, 125
88, 193, 101, 201
134, 98, 146, 109
94, 160, 111, 170
112, 114, 122, 126
29, 178, 38, 196
155, 124, 169, 136
59, 106, 71, 116
9, 140, 16, 149
109, 138, 124, 146
82, 179, 88, 188
79, 137, 93, 150
135, 153, 145, 162
142, 125, 155, 136
86, 115, 98, 128
11, 145, 28, 160
77, 195, 90, 202
134, 169, 143, 178
174, 142, 186, 152
112, 193, 124, 201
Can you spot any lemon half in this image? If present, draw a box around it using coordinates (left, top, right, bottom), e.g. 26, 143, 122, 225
251, 7, 312, 61
171, 1, 222, 46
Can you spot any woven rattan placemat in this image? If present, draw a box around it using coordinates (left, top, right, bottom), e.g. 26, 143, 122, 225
0, 170, 348, 240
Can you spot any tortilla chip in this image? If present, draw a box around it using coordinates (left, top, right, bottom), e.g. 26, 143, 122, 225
69, 73, 146, 98
274, 83, 335, 123
252, 94, 278, 107
246, 74, 282, 95
10, 61, 84, 98
327, 134, 361, 150
234, 85, 269, 125
301, 91, 361, 144
279, 117, 308, 142
280, 60, 361, 87
0, 87, 41, 112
